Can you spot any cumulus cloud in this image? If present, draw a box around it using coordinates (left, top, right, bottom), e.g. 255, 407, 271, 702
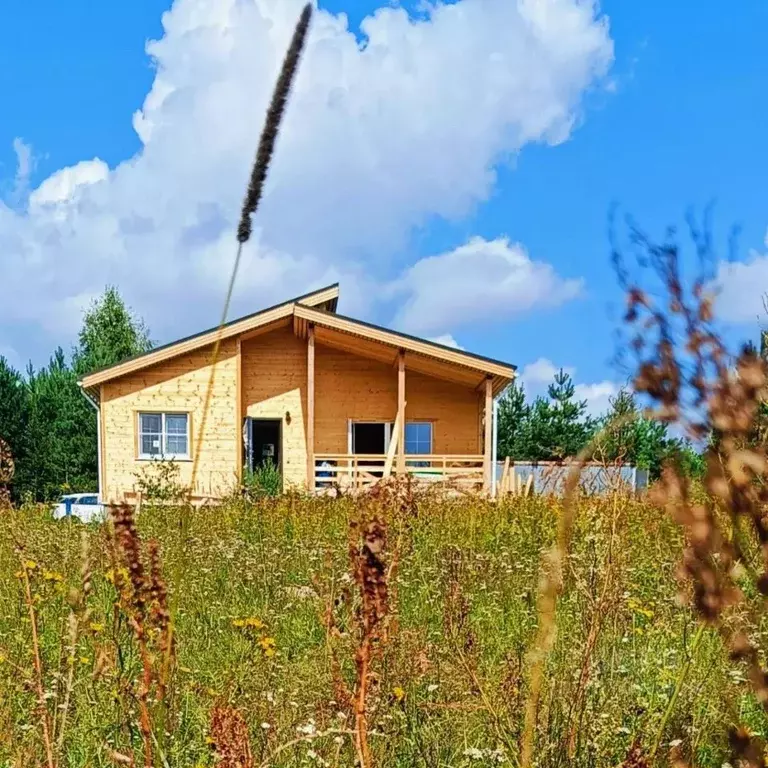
517, 356, 620, 417
715, 230, 768, 324
391, 237, 583, 334
0, 0, 612, 358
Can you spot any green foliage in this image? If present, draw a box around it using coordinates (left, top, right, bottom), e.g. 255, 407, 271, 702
595, 388, 706, 480
0, 357, 28, 492
3, 287, 152, 501
20, 349, 97, 500
497, 369, 597, 461
73, 286, 152, 376
498, 375, 705, 479
134, 459, 186, 503
243, 461, 283, 498
0, 493, 746, 767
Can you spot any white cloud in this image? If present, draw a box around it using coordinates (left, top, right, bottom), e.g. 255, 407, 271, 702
428, 334, 463, 349
30, 159, 109, 207
0, 0, 612, 359
517, 356, 620, 417
9, 138, 34, 205
574, 380, 620, 417
715, 230, 768, 324
391, 237, 583, 334
519, 356, 574, 390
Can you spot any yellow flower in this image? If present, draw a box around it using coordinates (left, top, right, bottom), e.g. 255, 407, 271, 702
258, 636, 277, 657
24, 560, 38, 570
393, 685, 405, 702
43, 570, 64, 582
231, 618, 246, 628
89, 622, 105, 633
245, 617, 265, 630
79, 656, 90, 665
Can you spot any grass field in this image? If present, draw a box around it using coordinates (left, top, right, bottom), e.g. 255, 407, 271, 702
0, 488, 763, 767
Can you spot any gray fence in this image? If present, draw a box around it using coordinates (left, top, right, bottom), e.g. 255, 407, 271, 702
495, 461, 649, 496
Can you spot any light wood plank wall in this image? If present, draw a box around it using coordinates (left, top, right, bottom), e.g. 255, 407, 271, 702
100, 327, 483, 501
100, 339, 239, 502
241, 327, 308, 489
314, 344, 481, 455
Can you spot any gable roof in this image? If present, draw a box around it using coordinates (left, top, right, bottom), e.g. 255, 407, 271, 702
79, 283, 339, 389
79, 282, 515, 395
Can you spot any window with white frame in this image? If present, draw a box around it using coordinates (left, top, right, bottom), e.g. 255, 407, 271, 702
404, 422, 432, 456
138, 412, 190, 459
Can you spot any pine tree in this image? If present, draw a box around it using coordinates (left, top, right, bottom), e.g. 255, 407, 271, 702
0, 357, 29, 498
497, 381, 530, 459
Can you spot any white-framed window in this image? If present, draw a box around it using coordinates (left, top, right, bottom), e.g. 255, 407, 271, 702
404, 422, 433, 456
138, 412, 190, 460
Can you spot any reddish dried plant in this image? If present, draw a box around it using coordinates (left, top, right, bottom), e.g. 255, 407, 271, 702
209, 706, 253, 768
616, 220, 768, 763
109, 504, 174, 767
348, 506, 389, 768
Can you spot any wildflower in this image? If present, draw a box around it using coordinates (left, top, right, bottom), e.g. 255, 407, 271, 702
259, 636, 277, 657
231, 618, 246, 628
427, 683, 439, 692
392, 685, 405, 702
43, 570, 63, 582
89, 621, 105, 633
261, 722, 271, 730
296, 720, 317, 737
245, 617, 265, 629
25, 560, 37, 570
79, 657, 90, 665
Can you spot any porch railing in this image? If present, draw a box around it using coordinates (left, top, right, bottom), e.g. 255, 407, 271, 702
313, 454, 485, 492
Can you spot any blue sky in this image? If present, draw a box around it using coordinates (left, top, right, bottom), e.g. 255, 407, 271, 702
1, 0, 766, 414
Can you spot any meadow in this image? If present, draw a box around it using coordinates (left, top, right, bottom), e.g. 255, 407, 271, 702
0, 486, 762, 768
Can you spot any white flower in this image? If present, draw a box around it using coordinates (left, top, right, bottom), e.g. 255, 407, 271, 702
297, 720, 317, 737
427, 684, 439, 692
463, 747, 484, 760
261, 722, 271, 730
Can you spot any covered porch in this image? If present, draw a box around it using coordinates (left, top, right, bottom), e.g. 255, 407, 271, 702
294, 304, 511, 494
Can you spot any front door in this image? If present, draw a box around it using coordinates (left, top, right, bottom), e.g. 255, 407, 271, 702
351, 422, 390, 478
244, 418, 282, 472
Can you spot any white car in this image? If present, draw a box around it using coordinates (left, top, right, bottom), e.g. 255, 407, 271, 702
52, 493, 105, 523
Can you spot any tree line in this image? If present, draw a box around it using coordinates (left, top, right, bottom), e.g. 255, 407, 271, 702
0, 288, 151, 501
496, 368, 705, 480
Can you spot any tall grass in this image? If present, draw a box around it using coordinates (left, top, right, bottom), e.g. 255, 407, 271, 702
1, 488, 762, 767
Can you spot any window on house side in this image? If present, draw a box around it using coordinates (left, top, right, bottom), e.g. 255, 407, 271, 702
138, 412, 189, 459
404, 422, 432, 456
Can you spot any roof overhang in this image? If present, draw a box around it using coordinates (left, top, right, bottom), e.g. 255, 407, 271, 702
79, 283, 339, 389
293, 304, 515, 396
78, 283, 515, 395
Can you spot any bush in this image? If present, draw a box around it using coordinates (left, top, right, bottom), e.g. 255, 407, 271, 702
243, 461, 282, 498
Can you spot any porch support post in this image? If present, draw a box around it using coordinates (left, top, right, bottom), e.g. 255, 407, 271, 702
483, 376, 493, 493
307, 324, 315, 490
397, 350, 406, 474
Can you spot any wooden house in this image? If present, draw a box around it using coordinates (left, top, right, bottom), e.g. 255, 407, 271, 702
78, 284, 515, 501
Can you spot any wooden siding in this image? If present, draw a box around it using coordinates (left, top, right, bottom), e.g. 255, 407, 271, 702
241, 326, 308, 489
407, 369, 482, 455
314, 344, 480, 455
100, 327, 484, 501
101, 339, 239, 502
